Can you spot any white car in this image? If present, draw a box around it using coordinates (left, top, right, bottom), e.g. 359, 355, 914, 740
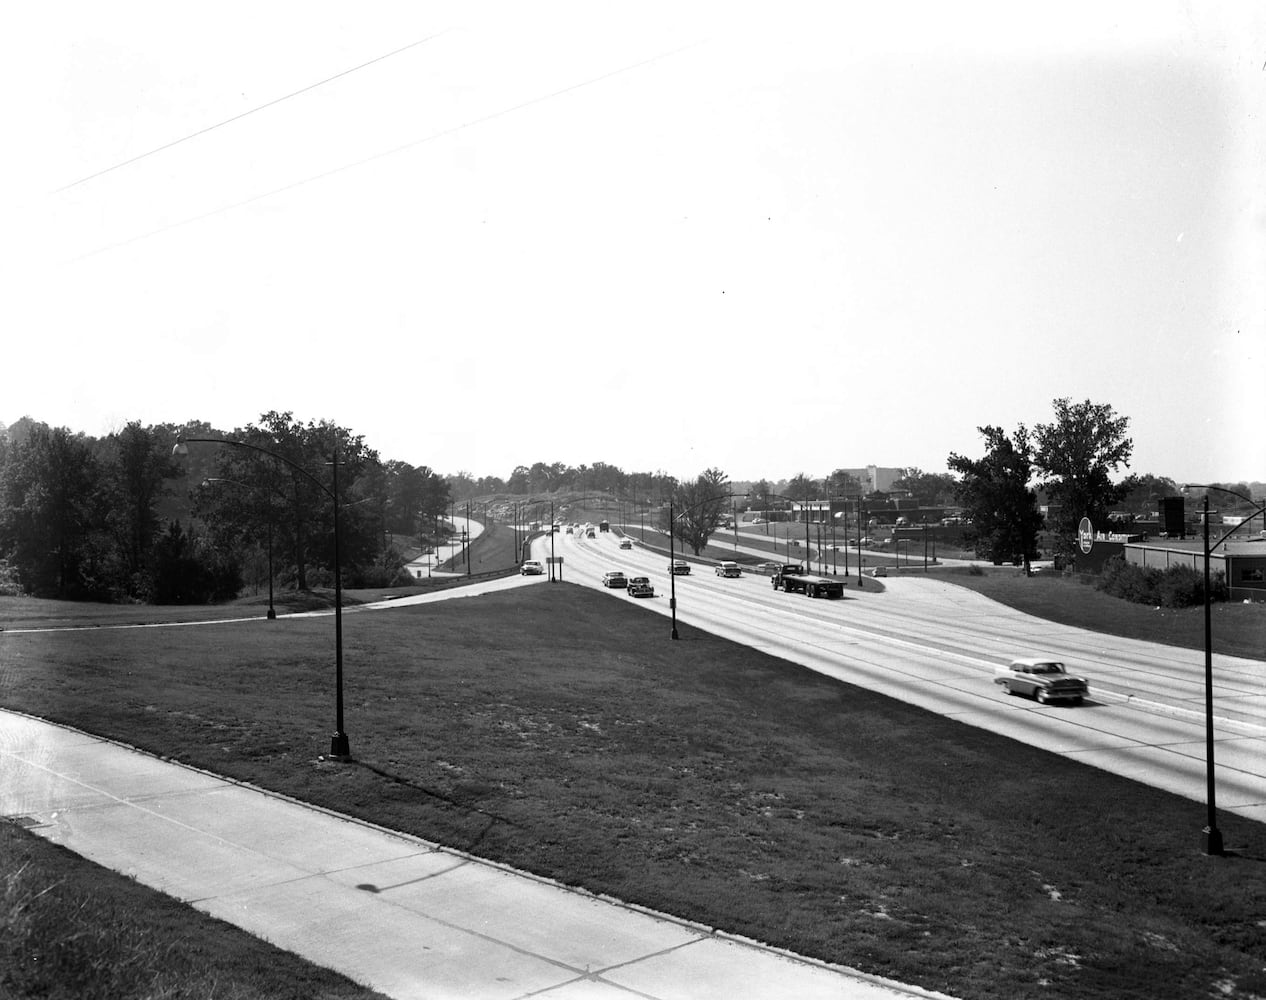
715, 561, 741, 577
520, 560, 545, 576
994, 658, 1089, 704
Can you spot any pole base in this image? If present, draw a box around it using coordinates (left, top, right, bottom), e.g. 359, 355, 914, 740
1202, 826, 1224, 856
266, 607, 276, 620
329, 732, 351, 760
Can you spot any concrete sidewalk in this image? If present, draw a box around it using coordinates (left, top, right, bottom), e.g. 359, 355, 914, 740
1, 709, 955, 1000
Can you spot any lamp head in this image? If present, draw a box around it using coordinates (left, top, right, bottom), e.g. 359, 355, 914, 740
172, 442, 189, 458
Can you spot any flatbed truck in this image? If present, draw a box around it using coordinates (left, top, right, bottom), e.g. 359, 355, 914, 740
770, 563, 845, 599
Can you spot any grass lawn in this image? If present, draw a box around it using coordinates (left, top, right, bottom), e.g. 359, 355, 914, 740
3, 584, 1265, 1000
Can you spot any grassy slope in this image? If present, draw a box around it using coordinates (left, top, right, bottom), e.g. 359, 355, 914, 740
934, 567, 1266, 660
2, 584, 1264, 1000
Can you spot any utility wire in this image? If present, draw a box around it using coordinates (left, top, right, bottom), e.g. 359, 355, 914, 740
54, 29, 451, 194
68, 42, 697, 263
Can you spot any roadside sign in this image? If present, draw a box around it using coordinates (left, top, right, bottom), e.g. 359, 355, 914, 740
1078, 517, 1094, 554
547, 556, 563, 564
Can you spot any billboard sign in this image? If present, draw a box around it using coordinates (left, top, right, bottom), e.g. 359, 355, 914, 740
1078, 517, 1094, 555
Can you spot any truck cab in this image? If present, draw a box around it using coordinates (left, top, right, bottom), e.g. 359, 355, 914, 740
770, 564, 804, 588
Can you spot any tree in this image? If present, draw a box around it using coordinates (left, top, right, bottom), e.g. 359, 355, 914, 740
506, 466, 531, 494
667, 468, 732, 555
1121, 474, 1179, 513
388, 462, 450, 535
826, 469, 866, 497
1033, 398, 1134, 561
189, 412, 378, 591
98, 422, 182, 596
891, 468, 957, 506
785, 473, 822, 501
948, 425, 1045, 573
148, 520, 241, 605
0, 423, 101, 597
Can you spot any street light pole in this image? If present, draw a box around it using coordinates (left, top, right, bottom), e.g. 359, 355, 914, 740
1180, 482, 1266, 854
330, 442, 348, 758
176, 434, 349, 759
668, 490, 747, 640
670, 499, 679, 640
857, 500, 865, 586
1200, 493, 1221, 855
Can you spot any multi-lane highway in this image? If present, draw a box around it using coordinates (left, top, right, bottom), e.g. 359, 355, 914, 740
531, 525, 1266, 827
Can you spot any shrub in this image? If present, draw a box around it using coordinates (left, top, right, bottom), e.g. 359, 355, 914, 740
0, 559, 22, 596
1155, 564, 1205, 608
1097, 556, 1160, 605
1097, 556, 1227, 608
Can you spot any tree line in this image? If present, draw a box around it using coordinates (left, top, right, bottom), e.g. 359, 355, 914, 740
3, 397, 1246, 603
0, 412, 449, 603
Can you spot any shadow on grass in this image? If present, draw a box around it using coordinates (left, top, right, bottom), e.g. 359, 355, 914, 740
348, 758, 524, 856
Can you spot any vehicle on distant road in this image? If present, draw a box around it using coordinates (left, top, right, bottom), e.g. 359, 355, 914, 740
754, 561, 781, 575
771, 563, 844, 598
619, 538, 633, 549
521, 560, 545, 576
715, 561, 741, 577
602, 571, 628, 588
586, 529, 596, 539
599, 520, 610, 532
994, 658, 1089, 705
669, 560, 691, 575
627, 576, 655, 598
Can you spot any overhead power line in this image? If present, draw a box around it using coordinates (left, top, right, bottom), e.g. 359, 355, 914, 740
54, 29, 451, 193
69, 42, 698, 263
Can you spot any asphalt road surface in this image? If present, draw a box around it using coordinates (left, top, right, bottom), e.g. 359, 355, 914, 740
535, 527, 1266, 827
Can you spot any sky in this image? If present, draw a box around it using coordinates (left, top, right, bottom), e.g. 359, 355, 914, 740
4, 2, 1263, 485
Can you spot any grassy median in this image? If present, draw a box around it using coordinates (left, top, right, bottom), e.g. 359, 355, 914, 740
2, 583, 1265, 1000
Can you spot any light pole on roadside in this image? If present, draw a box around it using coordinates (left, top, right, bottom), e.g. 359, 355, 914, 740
175, 434, 351, 760
1180, 483, 1266, 856
856, 499, 866, 586
523, 497, 557, 581
668, 491, 747, 640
